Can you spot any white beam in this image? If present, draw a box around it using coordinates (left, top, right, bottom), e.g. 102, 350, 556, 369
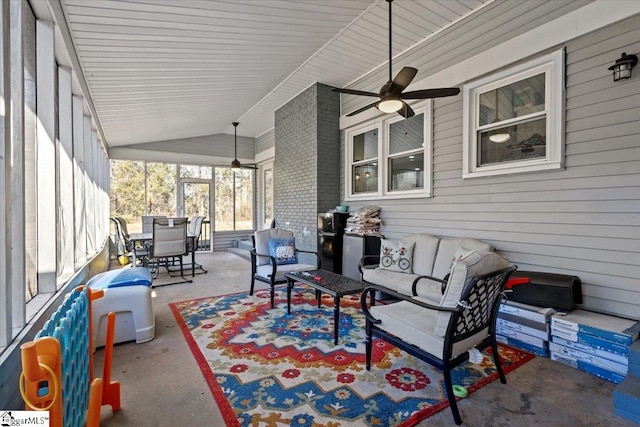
36, 19, 56, 292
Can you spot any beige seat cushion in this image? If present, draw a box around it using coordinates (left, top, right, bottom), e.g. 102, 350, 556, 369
370, 298, 488, 359
255, 263, 317, 282
362, 268, 422, 296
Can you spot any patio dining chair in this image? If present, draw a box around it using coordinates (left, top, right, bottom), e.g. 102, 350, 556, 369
147, 217, 192, 286
187, 215, 207, 274
250, 228, 320, 308
142, 215, 167, 233
361, 249, 516, 425
113, 217, 132, 252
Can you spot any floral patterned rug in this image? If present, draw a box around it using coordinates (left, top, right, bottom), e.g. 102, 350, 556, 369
169, 286, 534, 427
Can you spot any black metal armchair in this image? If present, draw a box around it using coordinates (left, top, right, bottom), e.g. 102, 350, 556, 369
250, 228, 320, 308
361, 249, 516, 425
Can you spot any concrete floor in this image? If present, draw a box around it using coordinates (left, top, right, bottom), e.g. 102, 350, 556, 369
95, 252, 635, 427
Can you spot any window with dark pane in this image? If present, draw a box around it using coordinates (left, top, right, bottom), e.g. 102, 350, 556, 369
352, 128, 378, 194
389, 113, 424, 191
477, 73, 546, 167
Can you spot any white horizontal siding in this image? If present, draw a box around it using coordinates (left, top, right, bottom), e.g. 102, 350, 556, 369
212, 231, 253, 252
256, 128, 275, 155
342, 13, 640, 320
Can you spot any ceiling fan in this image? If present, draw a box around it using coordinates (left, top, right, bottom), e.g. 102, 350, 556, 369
332, 0, 460, 118
230, 122, 257, 171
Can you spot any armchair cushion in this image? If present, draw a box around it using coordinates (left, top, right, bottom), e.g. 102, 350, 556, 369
362, 268, 422, 297
432, 237, 493, 279
255, 228, 295, 266
268, 237, 297, 265
369, 297, 488, 360
378, 239, 415, 273
433, 249, 509, 337
255, 262, 317, 282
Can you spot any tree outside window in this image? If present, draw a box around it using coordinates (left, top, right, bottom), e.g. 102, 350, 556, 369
214, 167, 253, 231
110, 161, 253, 233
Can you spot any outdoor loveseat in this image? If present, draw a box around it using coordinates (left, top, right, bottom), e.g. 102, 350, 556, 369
359, 233, 494, 303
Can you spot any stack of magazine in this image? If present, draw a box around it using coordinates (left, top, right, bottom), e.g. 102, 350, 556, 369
549, 310, 640, 384
496, 299, 554, 357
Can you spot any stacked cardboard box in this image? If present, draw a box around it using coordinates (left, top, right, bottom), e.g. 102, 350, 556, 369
550, 310, 640, 384
496, 300, 555, 357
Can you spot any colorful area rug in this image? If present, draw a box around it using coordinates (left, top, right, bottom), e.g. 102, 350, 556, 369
170, 286, 534, 427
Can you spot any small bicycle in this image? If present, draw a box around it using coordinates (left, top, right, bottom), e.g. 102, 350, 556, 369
381, 253, 411, 271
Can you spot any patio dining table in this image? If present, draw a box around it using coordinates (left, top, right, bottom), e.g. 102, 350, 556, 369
129, 232, 200, 277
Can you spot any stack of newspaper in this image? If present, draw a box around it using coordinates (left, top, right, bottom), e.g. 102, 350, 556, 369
344, 206, 382, 236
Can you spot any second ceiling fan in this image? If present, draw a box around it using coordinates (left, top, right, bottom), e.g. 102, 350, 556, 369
333, 0, 460, 118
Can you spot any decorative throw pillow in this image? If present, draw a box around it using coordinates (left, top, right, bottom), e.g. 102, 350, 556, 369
378, 239, 415, 273
268, 237, 298, 265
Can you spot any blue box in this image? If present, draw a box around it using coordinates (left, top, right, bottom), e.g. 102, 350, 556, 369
497, 334, 548, 357
551, 310, 639, 346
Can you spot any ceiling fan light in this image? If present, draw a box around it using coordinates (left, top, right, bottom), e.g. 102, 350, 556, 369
378, 98, 403, 113
488, 132, 511, 143
230, 121, 242, 171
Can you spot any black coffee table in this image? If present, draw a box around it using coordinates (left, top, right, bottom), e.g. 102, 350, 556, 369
284, 269, 366, 345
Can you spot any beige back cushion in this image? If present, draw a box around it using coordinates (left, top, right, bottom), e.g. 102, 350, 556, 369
433, 249, 509, 337
255, 228, 294, 266
402, 233, 441, 276
432, 237, 493, 279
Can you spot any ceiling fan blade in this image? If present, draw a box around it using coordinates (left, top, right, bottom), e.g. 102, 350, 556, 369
401, 87, 461, 99
397, 102, 415, 118
346, 101, 379, 117
332, 87, 379, 97
392, 67, 418, 91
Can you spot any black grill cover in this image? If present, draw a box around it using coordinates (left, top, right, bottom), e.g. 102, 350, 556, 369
508, 271, 582, 312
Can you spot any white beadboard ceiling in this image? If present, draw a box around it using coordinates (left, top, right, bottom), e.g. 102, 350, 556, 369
57, 0, 489, 147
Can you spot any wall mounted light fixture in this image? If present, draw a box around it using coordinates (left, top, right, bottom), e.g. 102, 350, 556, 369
608, 52, 637, 81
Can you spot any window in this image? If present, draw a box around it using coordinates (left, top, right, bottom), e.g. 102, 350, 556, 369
23, 6, 37, 302
110, 161, 254, 234
463, 49, 564, 178
146, 162, 177, 216
345, 103, 431, 200
110, 160, 145, 232
214, 167, 254, 231
387, 113, 426, 192
350, 125, 379, 195
179, 164, 212, 179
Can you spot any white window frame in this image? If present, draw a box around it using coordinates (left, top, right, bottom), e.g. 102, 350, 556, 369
345, 101, 432, 201
384, 106, 432, 198
345, 121, 382, 200
462, 48, 565, 178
